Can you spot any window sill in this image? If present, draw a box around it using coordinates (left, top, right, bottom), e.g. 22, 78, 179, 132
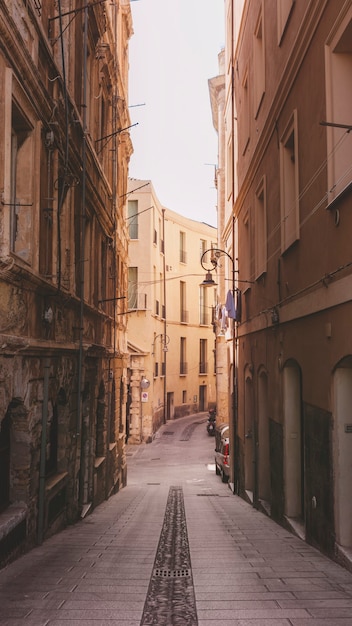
0, 502, 27, 541
326, 181, 352, 211
45, 472, 68, 494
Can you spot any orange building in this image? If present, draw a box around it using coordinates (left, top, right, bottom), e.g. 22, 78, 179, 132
222, 0, 352, 566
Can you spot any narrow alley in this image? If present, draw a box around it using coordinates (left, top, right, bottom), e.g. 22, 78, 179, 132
1, 413, 352, 626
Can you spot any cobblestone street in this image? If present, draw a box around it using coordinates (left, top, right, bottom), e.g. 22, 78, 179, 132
1, 414, 352, 625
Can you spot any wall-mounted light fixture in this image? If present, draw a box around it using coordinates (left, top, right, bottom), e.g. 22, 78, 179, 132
200, 247, 236, 299
200, 247, 238, 494
140, 376, 150, 389
152, 333, 170, 356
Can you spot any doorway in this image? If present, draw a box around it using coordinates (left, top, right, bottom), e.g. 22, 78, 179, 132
283, 361, 303, 520
199, 385, 207, 411
333, 358, 352, 548
258, 370, 270, 503
166, 392, 174, 421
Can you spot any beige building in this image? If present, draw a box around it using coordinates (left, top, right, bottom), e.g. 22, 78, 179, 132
208, 50, 234, 433
0, 1, 133, 565
221, 0, 352, 566
127, 179, 217, 443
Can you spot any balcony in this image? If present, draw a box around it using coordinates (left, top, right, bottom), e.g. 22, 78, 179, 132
128, 293, 147, 310
199, 362, 208, 374
180, 309, 189, 324
180, 362, 188, 375
179, 249, 187, 264
199, 308, 210, 325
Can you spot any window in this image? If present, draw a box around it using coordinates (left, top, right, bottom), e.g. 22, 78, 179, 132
240, 68, 250, 155
180, 337, 187, 375
99, 238, 107, 311
39, 136, 54, 278
199, 339, 208, 374
277, 0, 294, 44
128, 200, 138, 239
241, 210, 252, 291
325, 9, 352, 205
199, 285, 209, 325
128, 267, 147, 310
200, 239, 206, 260
180, 281, 188, 323
10, 102, 34, 264
280, 110, 299, 252
159, 272, 163, 316
255, 177, 267, 278
253, 6, 265, 116
226, 136, 233, 200
128, 266, 138, 309
179, 231, 186, 263
182, 390, 187, 403
83, 215, 92, 301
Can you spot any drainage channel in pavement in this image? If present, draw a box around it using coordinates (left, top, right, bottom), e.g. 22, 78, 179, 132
140, 485, 198, 626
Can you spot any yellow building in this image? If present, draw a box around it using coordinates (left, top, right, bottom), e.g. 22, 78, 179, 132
127, 180, 217, 443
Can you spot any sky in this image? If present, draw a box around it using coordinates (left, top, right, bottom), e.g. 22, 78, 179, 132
128, 0, 225, 227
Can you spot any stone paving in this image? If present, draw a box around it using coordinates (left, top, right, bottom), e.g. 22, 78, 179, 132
1, 414, 352, 625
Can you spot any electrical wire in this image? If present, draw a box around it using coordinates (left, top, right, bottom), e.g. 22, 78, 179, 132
56, 0, 70, 292
242, 128, 352, 282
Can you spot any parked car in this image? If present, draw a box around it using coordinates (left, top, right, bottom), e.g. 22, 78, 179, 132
214, 423, 230, 483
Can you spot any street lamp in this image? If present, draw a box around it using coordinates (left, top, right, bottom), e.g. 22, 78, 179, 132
151, 333, 170, 356
200, 248, 239, 495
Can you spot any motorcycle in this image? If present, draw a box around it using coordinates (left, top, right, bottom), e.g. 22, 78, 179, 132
206, 408, 216, 436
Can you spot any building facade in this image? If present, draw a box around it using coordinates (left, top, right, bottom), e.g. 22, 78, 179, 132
223, 0, 352, 566
127, 179, 217, 443
0, 0, 133, 565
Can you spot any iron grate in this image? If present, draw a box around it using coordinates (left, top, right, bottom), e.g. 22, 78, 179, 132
154, 568, 190, 578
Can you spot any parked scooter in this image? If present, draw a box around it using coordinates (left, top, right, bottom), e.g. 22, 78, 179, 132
206, 408, 216, 436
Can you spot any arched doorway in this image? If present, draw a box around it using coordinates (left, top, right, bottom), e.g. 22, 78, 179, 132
333, 357, 352, 548
258, 369, 270, 504
283, 360, 303, 520
244, 366, 254, 496
0, 412, 10, 511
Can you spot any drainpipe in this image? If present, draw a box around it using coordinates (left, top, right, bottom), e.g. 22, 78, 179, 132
38, 357, 50, 544
231, 0, 239, 496
105, 2, 119, 500
162, 208, 167, 423
78, 4, 88, 510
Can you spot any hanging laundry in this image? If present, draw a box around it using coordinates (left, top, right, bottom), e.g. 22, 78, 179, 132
225, 290, 236, 319
221, 306, 227, 329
